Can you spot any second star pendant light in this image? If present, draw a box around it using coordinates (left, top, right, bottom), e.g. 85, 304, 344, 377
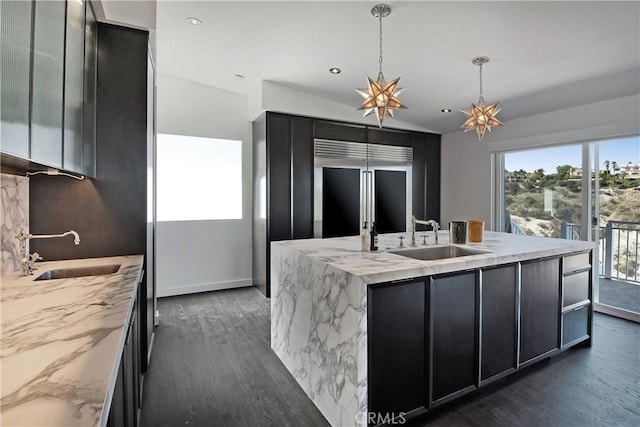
356, 3, 406, 128
461, 56, 503, 141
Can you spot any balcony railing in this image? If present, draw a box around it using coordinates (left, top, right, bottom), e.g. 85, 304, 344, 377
600, 220, 640, 283
561, 222, 582, 241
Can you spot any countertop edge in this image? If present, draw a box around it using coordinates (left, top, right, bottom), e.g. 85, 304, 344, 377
98, 258, 144, 427
271, 232, 595, 285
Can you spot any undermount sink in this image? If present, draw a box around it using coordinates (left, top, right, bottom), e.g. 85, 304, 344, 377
389, 245, 489, 261
34, 264, 121, 281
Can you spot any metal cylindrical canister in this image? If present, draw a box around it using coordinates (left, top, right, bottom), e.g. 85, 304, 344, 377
449, 221, 468, 244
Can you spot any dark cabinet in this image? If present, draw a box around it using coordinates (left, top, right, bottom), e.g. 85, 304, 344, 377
562, 304, 589, 346
109, 357, 126, 427
366, 251, 591, 423
480, 265, 517, 383
368, 280, 426, 418
561, 251, 592, 348
253, 112, 441, 297
314, 120, 366, 142
519, 258, 561, 364
429, 271, 477, 406
266, 113, 293, 242
108, 295, 141, 427
291, 116, 314, 239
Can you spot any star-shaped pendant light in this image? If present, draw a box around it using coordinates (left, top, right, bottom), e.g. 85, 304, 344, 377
461, 57, 502, 141
356, 4, 406, 127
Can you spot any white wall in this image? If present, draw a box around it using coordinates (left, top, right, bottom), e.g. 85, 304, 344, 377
441, 131, 494, 229
156, 73, 253, 297
441, 94, 640, 230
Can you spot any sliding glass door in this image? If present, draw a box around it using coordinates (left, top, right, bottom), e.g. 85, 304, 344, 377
591, 137, 640, 320
497, 136, 639, 322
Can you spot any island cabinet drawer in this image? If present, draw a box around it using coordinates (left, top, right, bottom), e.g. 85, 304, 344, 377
562, 304, 589, 346
563, 252, 590, 274
563, 269, 590, 307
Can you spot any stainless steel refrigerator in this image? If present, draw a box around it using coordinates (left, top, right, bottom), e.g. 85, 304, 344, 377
313, 139, 413, 238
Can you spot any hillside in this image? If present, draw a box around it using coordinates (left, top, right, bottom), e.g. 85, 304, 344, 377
506, 180, 640, 238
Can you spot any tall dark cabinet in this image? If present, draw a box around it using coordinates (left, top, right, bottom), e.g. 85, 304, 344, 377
480, 264, 517, 383
29, 22, 155, 378
429, 271, 477, 406
368, 279, 426, 418
519, 257, 561, 364
253, 112, 441, 297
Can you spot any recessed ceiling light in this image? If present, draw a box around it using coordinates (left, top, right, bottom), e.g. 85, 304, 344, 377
441, 108, 452, 113
186, 17, 202, 26
329, 67, 342, 74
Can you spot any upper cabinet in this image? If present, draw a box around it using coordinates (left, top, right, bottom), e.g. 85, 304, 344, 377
63, 0, 86, 172
0, 0, 97, 177
82, 2, 97, 176
31, 0, 65, 168
0, 0, 33, 158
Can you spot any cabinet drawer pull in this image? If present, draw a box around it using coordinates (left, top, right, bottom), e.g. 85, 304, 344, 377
564, 266, 591, 276
573, 305, 587, 311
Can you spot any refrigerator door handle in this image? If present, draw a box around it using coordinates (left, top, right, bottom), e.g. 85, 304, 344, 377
368, 170, 374, 227
361, 170, 368, 228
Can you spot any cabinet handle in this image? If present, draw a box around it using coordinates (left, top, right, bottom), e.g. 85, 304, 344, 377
564, 266, 591, 276
573, 305, 586, 311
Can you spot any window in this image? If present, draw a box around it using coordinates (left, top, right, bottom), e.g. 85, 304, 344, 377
501, 144, 583, 238
157, 134, 242, 221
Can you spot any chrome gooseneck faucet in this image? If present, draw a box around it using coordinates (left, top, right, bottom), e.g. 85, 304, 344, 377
411, 216, 440, 246
16, 229, 80, 275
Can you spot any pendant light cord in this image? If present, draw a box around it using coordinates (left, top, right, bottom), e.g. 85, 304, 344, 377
479, 62, 484, 98
378, 12, 383, 74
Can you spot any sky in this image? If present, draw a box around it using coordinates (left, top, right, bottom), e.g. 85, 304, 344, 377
505, 136, 640, 173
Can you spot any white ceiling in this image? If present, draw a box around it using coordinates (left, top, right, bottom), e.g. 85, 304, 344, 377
107, 1, 640, 134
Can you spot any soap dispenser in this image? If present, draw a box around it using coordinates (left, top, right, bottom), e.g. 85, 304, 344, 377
361, 222, 369, 251
370, 222, 379, 251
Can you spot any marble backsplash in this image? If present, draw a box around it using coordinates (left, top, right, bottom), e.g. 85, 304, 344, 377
1, 173, 29, 275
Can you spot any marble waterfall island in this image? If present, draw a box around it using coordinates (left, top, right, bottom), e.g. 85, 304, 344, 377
270, 232, 594, 427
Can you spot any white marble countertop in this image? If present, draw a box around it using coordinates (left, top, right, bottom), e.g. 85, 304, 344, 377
0, 255, 143, 427
272, 231, 594, 284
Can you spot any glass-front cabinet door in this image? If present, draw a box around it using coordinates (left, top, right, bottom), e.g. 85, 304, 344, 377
0, 0, 32, 158
63, 0, 86, 172
31, 0, 66, 167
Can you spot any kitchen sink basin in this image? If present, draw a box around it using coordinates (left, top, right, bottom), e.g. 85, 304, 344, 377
34, 264, 121, 281
389, 245, 489, 261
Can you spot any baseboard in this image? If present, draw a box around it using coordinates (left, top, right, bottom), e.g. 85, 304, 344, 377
158, 279, 253, 298
594, 303, 640, 323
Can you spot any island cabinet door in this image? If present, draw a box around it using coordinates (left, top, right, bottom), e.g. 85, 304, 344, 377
519, 257, 561, 366
480, 265, 517, 385
368, 280, 426, 421
429, 271, 477, 407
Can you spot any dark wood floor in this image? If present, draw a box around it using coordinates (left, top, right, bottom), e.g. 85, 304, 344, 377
140, 287, 328, 426
141, 287, 640, 427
